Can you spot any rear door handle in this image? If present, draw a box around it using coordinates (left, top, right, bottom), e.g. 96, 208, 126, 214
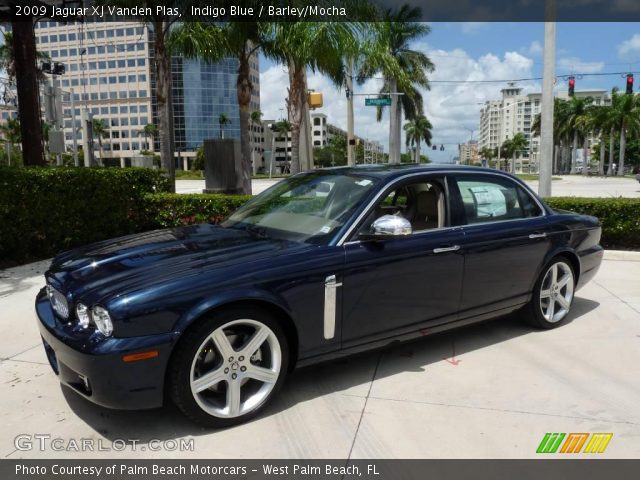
529, 232, 547, 239
433, 245, 460, 253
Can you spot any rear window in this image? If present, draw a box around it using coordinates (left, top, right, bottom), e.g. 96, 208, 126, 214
454, 175, 542, 224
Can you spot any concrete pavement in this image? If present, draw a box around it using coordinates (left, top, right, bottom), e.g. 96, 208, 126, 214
176, 175, 640, 198
1, 253, 639, 459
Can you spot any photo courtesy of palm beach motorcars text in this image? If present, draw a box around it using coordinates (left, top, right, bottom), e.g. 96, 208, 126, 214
1, 0, 640, 479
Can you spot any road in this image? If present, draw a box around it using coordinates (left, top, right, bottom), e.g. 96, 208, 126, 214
1, 253, 639, 458
176, 174, 640, 197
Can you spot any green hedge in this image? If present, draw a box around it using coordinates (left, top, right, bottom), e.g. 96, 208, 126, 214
140, 193, 251, 229
0, 167, 170, 264
1, 166, 639, 267
545, 197, 640, 249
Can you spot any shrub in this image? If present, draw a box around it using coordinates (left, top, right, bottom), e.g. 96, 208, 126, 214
545, 197, 640, 249
0, 167, 170, 264
141, 193, 250, 228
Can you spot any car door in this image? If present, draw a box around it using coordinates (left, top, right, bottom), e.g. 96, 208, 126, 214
448, 173, 552, 318
340, 175, 465, 347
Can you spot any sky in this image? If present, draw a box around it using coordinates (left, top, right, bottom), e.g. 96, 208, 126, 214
258, 22, 640, 163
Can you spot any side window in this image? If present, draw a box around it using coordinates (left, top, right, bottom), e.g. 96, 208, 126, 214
357, 179, 446, 235
454, 176, 542, 225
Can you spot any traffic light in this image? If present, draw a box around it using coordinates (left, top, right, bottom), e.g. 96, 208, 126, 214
440, 144, 445, 151
626, 74, 634, 95
568, 76, 575, 97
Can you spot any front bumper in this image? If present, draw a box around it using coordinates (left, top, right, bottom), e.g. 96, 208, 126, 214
35, 288, 176, 410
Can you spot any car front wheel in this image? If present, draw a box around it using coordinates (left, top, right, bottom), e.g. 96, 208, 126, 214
523, 257, 575, 329
169, 307, 289, 427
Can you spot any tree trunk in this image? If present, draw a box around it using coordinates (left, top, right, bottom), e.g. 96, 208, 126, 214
607, 128, 615, 175
582, 136, 589, 175
287, 62, 305, 175
511, 152, 516, 173
388, 78, 401, 164
570, 131, 578, 174
598, 134, 605, 176
618, 120, 626, 176
12, 20, 45, 166
154, 19, 175, 192
553, 144, 559, 174
236, 46, 252, 194
416, 140, 421, 163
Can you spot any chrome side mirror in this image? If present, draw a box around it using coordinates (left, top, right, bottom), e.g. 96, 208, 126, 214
362, 214, 412, 239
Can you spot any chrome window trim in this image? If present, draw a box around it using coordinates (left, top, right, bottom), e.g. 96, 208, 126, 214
336, 169, 546, 246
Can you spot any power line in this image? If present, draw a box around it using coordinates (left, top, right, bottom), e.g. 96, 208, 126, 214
426, 70, 640, 84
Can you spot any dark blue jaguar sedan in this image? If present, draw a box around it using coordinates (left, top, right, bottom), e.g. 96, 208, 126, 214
36, 165, 603, 427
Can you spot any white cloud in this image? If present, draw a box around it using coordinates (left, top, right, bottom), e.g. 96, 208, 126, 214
460, 23, 488, 34
259, 46, 539, 163
557, 57, 605, 74
524, 40, 543, 57
618, 33, 640, 60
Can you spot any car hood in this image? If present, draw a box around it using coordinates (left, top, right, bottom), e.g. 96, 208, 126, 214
46, 224, 312, 302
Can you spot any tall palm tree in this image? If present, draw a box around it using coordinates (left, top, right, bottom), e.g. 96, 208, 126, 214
608, 89, 640, 176
509, 132, 529, 173
562, 96, 593, 174
0, 117, 21, 166
138, 123, 158, 151
585, 102, 614, 176
91, 118, 109, 165
218, 113, 231, 139
479, 146, 495, 166
357, 6, 434, 164
266, 21, 359, 174
403, 115, 433, 163
532, 98, 571, 174
250, 110, 263, 174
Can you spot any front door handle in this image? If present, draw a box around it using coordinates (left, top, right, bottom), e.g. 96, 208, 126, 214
529, 232, 547, 239
433, 245, 461, 253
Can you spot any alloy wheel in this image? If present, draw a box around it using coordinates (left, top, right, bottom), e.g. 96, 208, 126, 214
189, 319, 282, 418
539, 261, 575, 323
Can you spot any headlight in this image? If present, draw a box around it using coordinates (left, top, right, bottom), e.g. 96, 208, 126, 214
91, 306, 113, 337
75, 303, 90, 328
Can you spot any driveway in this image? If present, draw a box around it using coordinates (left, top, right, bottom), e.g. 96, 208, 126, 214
176, 175, 640, 198
1, 255, 639, 459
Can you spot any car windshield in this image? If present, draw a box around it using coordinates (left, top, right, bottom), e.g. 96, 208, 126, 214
222, 171, 379, 244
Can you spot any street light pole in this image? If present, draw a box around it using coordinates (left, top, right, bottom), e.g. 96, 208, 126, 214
539, 9, 556, 197
346, 59, 355, 166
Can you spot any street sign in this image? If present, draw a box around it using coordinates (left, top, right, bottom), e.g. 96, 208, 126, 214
365, 97, 391, 106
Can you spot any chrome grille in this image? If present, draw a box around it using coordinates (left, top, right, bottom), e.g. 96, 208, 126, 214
46, 285, 69, 319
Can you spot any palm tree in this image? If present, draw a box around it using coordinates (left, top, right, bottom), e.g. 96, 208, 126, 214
0, 31, 51, 83
608, 89, 640, 176
266, 21, 360, 174
509, 132, 529, 173
532, 98, 571, 174
250, 110, 263, 175
479, 146, 495, 166
0, 117, 21, 166
138, 123, 158, 151
91, 118, 109, 165
357, 6, 434, 164
585, 102, 614, 176
218, 113, 231, 139
562, 96, 593, 174
403, 115, 433, 163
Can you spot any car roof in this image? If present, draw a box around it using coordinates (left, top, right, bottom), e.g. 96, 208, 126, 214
317, 164, 521, 181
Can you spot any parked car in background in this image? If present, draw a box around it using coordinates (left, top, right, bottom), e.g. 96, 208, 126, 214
36, 165, 603, 427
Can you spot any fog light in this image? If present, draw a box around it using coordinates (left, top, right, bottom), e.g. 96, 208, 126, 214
91, 306, 113, 337
75, 303, 90, 328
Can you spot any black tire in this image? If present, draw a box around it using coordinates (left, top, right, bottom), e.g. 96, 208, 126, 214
168, 306, 289, 428
521, 256, 576, 329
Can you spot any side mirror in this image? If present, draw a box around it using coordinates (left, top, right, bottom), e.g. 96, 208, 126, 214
360, 214, 412, 240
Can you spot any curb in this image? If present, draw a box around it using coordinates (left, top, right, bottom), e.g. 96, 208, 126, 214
604, 250, 640, 262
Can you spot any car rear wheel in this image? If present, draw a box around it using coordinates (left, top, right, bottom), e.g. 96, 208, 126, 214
169, 307, 288, 427
523, 257, 575, 329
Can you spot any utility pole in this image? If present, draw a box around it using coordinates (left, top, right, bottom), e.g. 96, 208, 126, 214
539, 6, 556, 197
346, 59, 355, 166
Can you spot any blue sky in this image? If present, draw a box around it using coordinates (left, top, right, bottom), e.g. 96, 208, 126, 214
259, 22, 640, 163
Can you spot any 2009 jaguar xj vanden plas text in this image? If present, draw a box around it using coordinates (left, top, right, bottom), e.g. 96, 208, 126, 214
35, 165, 603, 427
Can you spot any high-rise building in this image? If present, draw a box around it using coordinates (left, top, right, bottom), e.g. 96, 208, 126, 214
28, 20, 259, 166
478, 83, 610, 171
458, 140, 479, 165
